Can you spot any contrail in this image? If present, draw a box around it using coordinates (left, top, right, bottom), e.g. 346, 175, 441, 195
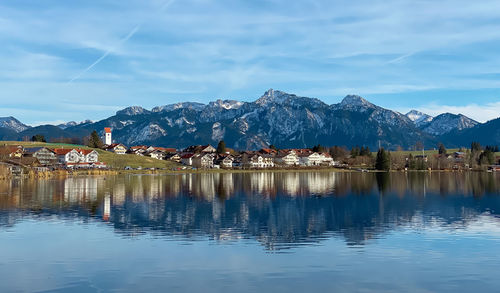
67, 0, 175, 84
67, 25, 140, 84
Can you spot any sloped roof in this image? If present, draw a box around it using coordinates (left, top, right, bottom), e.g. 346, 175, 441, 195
52, 148, 76, 155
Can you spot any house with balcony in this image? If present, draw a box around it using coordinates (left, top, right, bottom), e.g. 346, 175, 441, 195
23, 147, 58, 166
299, 152, 322, 166
54, 149, 83, 164
215, 155, 234, 169
274, 150, 299, 166
192, 153, 214, 169
105, 143, 127, 155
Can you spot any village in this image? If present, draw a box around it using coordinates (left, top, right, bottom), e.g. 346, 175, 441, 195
0, 127, 499, 176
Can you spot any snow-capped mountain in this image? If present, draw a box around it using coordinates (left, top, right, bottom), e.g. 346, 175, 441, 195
1, 89, 496, 149
420, 113, 478, 135
116, 106, 151, 116
58, 89, 432, 149
0, 116, 30, 132
406, 110, 434, 127
152, 102, 206, 113
57, 120, 93, 129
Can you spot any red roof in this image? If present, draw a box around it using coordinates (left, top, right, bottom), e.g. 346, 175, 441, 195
53, 148, 74, 155
153, 147, 176, 153
181, 153, 195, 159
79, 149, 95, 155
104, 127, 112, 133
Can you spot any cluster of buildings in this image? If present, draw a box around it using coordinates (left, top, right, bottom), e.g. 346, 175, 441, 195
100, 127, 336, 169
0, 145, 106, 172
109, 142, 337, 169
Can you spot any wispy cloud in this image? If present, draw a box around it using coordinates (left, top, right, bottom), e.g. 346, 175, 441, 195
67, 25, 141, 84
2, 0, 500, 124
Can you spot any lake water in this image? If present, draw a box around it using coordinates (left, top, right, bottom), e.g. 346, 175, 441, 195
1, 172, 500, 292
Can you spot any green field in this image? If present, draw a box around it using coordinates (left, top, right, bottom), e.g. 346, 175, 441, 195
371, 148, 461, 156
0, 141, 181, 169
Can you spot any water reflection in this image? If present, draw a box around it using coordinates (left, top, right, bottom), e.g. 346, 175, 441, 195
0, 172, 499, 249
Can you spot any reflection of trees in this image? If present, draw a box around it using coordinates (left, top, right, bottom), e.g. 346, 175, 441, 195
0, 173, 499, 249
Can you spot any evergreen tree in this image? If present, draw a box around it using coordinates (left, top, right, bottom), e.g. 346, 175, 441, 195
375, 148, 391, 171
351, 146, 360, 158
216, 140, 226, 154
360, 146, 372, 157
438, 143, 447, 155
479, 149, 495, 165
471, 142, 482, 153
407, 154, 416, 170
269, 144, 278, 151
31, 134, 46, 142
87, 130, 103, 148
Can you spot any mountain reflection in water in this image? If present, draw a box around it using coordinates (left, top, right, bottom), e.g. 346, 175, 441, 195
0, 172, 499, 249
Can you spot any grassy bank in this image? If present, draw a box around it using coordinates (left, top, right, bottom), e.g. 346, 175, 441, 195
0, 141, 180, 169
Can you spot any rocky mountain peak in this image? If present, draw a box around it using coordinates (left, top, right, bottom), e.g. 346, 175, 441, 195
340, 95, 373, 107
255, 89, 291, 106
208, 99, 244, 110
406, 110, 433, 126
151, 102, 206, 113
116, 106, 150, 116
0, 116, 30, 132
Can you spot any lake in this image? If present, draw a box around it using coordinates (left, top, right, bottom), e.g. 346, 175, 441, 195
1, 172, 500, 292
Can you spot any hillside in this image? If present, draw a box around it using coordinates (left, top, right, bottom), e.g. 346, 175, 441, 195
0, 141, 180, 169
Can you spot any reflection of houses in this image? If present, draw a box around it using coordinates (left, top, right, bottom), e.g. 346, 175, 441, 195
64, 177, 98, 203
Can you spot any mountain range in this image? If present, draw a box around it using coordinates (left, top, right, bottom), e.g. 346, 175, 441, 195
0, 89, 498, 150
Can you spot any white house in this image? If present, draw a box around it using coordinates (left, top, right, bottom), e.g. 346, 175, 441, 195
54, 149, 83, 164
81, 149, 99, 163
192, 153, 214, 169
275, 150, 299, 166
181, 153, 195, 166
299, 152, 322, 166
105, 143, 127, 155
148, 150, 165, 160
250, 155, 264, 168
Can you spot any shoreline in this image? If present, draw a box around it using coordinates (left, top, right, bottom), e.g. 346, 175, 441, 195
0, 167, 495, 180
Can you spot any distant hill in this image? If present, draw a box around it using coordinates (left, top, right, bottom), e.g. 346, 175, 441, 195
442, 117, 500, 147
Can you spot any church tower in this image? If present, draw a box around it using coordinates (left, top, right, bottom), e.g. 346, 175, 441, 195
104, 127, 112, 145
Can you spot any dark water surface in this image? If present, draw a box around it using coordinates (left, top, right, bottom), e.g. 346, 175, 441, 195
1, 172, 500, 292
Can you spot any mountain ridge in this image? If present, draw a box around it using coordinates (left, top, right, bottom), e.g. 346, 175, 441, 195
0, 89, 496, 149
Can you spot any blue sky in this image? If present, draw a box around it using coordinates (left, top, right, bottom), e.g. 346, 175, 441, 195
1, 0, 500, 125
